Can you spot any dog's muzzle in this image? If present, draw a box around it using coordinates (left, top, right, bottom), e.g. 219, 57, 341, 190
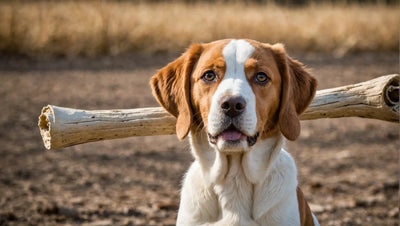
207, 94, 259, 149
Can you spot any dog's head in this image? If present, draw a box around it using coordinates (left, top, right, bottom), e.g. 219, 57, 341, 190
151, 39, 316, 152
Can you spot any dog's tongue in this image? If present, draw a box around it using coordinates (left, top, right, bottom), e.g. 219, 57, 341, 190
220, 130, 244, 141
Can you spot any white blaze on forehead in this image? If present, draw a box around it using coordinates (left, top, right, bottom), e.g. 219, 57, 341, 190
223, 39, 255, 75
207, 39, 257, 137
219, 39, 255, 96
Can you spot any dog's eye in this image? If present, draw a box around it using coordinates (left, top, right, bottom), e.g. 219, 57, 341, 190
254, 72, 270, 85
202, 70, 217, 83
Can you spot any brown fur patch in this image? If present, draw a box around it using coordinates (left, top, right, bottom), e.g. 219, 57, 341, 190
150, 44, 203, 139
297, 187, 315, 226
271, 43, 317, 141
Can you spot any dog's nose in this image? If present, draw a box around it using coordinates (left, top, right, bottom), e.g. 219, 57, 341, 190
220, 95, 246, 117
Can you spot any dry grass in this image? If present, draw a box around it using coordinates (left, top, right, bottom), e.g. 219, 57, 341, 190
0, 1, 397, 57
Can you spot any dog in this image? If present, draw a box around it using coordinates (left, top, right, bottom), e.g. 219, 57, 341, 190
150, 39, 319, 226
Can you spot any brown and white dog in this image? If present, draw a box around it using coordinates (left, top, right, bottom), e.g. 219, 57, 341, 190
150, 39, 318, 226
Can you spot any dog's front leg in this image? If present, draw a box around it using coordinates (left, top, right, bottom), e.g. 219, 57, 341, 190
177, 141, 228, 225
210, 154, 257, 226
177, 162, 220, 225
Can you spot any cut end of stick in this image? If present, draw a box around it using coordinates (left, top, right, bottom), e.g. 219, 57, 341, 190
38, 105, 53, 150
384, 75, 399, 111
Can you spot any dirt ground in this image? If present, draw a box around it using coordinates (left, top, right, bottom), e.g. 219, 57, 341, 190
0, 51, 398, 226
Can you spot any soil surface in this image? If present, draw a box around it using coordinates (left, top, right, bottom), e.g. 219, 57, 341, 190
0, 52, 398, 226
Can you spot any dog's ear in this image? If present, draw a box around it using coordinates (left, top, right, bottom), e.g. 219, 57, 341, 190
150, 44, 203, 140
271, 44, 317, 141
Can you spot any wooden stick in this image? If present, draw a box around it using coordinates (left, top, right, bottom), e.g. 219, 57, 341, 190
38, 107, 176, 150
301, 74, 399, 122
38, 74, 399, 150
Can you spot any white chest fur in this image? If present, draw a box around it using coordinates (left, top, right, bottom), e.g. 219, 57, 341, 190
176, 132, 301, 226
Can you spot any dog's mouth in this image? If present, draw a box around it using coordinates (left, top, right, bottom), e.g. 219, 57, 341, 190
208, 125, 260, 147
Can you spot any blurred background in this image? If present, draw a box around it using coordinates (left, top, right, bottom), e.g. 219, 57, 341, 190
0, 0, 398, 225
0, 0, 398, 57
